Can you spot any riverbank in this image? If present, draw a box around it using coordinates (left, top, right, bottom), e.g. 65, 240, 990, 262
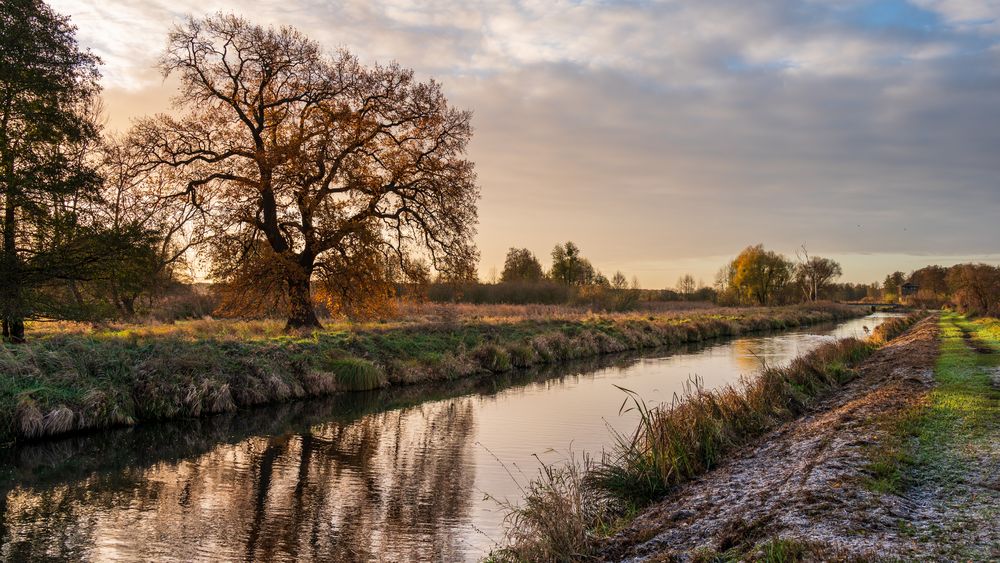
490, 312, 923, 561
0, 303, 865, 445
596, 312, 999, 561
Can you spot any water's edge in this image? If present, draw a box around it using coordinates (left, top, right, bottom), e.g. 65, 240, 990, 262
4, 306, 871, 449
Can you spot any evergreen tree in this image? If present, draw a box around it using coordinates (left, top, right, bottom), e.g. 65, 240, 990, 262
0, 0, 138, 340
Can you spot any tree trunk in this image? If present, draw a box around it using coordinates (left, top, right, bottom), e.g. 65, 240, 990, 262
6, 318, 23, 342
68, 280, 85, 309
285, 264, 321, 330
2, 184, 24, 343
121, 295, 136, 318
110, 280, 126, 318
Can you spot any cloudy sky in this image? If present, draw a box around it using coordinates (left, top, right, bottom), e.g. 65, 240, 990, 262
52, 0, 1000, 287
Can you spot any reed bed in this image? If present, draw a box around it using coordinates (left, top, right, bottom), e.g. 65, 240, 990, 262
492, 313, 922, 562
0, 303, 864, 444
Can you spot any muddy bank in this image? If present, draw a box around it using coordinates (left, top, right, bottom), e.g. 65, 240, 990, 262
600, 315, 947, 561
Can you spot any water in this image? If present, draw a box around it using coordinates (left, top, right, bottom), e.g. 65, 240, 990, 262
0, 313, 900, 562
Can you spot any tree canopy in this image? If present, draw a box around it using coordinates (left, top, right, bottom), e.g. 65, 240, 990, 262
501, 247, 544, 283
550, 241, 597, 286
135, 14, 479, 328
727, 244, 793, 306
0, 0, 131, 340
794, 251, 842, 302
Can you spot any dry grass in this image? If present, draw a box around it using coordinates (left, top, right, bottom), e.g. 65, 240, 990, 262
23, 301, 746, 340
487, 455, 604, 563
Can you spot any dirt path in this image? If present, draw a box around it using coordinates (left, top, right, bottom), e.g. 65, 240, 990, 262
600, 316, 946, 561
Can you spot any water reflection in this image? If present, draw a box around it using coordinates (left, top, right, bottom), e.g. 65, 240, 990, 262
0, 313, 900, 562
3, 401, 479, 561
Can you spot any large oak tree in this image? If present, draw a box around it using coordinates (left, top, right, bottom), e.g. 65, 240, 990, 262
136, 15, 479, 328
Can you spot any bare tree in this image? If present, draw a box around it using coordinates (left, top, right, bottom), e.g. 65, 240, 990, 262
134, 15, 478, 328
676, 274, 696, 298
96, 135, 207, 316
794, 246, 842, 302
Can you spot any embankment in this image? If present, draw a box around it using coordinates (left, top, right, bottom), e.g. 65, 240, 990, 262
598, 313, 939, 561
600, 312, 999, 561
0, 303, 864, 445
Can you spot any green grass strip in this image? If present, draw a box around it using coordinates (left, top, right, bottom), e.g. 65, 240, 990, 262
913, 313, 999, 480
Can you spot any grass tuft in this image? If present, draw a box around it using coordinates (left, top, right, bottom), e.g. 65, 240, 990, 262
487, 455, 607, 563
326, 358, 387, 391
475, 343, 513, 373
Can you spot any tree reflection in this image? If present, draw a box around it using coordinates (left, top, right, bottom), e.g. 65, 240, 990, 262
0, 343, 708, 561
0, 399, 477, 561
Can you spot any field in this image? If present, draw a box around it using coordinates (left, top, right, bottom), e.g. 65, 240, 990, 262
863, 313, 1000, 559
0, 301, 863, 445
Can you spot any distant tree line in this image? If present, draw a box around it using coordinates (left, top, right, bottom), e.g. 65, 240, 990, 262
429, 242, 858, 311
429, 242, 642, 311
881, 264, 1000, 316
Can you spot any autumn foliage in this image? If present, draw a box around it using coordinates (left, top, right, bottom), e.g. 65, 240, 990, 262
134, 14, 479, 328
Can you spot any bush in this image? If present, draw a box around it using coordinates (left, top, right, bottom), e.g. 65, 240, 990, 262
428, 281, 571, 305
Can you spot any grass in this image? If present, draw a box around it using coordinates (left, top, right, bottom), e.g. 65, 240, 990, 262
324, 358, 387, 391
491, 313, 922, 561
859, 313, 1000, 560
866, 312, 1000, 494
486, 454, 601, 563
687, 536, 852, 562
0, 302, 865, 445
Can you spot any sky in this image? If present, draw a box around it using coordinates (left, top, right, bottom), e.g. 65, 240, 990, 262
51, 0, 1000, 287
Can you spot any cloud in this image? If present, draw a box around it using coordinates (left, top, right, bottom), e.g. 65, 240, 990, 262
912, 0, 1000, 30
49, 0, 1000, 284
